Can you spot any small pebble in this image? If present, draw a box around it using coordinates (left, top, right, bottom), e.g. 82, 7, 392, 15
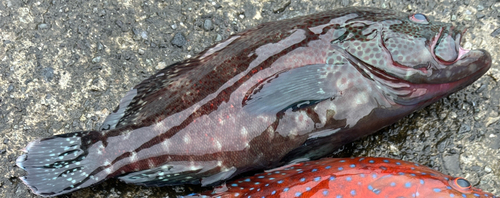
477, 4, 484, 11
215, 34, 222, 42
204, 19, 213, 31
115, 20, 123, 27
171, 33, 187, 47
92, 56, 102, 63
491, 28, 500, 38
141, 31, 148, 40
41, 67, 54, 82
38, 23, 49, 29
97, 42, 104, 51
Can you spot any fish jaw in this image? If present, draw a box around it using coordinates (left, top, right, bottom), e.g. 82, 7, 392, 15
393, 47, 492, 85
390, 49, 491, 106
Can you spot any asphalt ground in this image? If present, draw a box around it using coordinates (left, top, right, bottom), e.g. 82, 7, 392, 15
0, 0, 499, 197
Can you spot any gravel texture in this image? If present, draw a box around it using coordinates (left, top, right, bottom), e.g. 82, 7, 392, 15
0, 0, 499, 197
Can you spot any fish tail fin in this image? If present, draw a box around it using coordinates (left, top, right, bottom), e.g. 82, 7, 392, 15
16, 131, 106, 197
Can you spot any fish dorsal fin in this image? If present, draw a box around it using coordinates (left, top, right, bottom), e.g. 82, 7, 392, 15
100, 61, 201, 130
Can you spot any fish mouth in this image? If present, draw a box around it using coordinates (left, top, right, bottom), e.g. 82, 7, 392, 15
409, 26, 491, 84
431, 26, 470, 65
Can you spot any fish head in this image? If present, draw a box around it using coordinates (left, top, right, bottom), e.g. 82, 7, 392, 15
336, 8, 491, 106
365, 158, 497, 197
445, 177, 498, 198
410, 176, 497, 197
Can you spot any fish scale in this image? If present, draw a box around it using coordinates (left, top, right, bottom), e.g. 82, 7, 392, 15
16, 7, 491, 197
192, 157, 497, 198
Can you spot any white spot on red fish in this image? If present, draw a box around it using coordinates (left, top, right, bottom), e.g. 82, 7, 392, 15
130, 152, 137, 162
97, 144, 105, 155
121, 130, 132, 139
240, 127, 248, 136
153, 121, 167, 132
215, 140, 222, 151
354, 91, 369, 105
183, 135, 191, 144
268, 127, 275, 139
218, 117, 224, 125
257, 115, 270, 123
161, 140, 170, 150
105, 167, 112, 174
147, 159, 155, 169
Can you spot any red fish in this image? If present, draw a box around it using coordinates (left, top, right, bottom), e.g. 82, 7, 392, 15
192, 157, 497, 198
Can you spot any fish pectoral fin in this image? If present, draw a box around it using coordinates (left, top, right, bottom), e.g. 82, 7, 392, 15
243, 64, 340, 114
201, 167, 237, 186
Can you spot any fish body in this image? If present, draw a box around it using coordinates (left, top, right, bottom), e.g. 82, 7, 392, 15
16, 7, 491, 196
192, 157, 497, 198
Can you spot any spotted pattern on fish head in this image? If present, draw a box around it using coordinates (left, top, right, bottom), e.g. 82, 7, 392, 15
328, 9, 491, 106
196, 157, 497, 198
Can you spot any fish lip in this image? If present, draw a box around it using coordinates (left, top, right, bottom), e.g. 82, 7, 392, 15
447, 48, 491, 84
458, 49, 491, 73
455, 28, 470, 59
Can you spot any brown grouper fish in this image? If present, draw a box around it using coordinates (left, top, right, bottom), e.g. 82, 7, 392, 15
16, 7, 491, 197
189, 157, 497, 198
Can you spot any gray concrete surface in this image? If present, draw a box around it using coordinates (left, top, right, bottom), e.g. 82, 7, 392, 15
0, 0, 499, 197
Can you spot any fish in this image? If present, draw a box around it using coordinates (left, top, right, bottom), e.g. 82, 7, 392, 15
189, 157, 498, 198
16, 7, 491, 197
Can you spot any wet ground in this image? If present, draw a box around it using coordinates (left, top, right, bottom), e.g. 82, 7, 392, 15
0, 0, 499, 197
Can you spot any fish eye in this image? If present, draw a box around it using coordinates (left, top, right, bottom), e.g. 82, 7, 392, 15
449, 177, 472, 193
409, 13, 429, 24
456, 178, 471, 188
